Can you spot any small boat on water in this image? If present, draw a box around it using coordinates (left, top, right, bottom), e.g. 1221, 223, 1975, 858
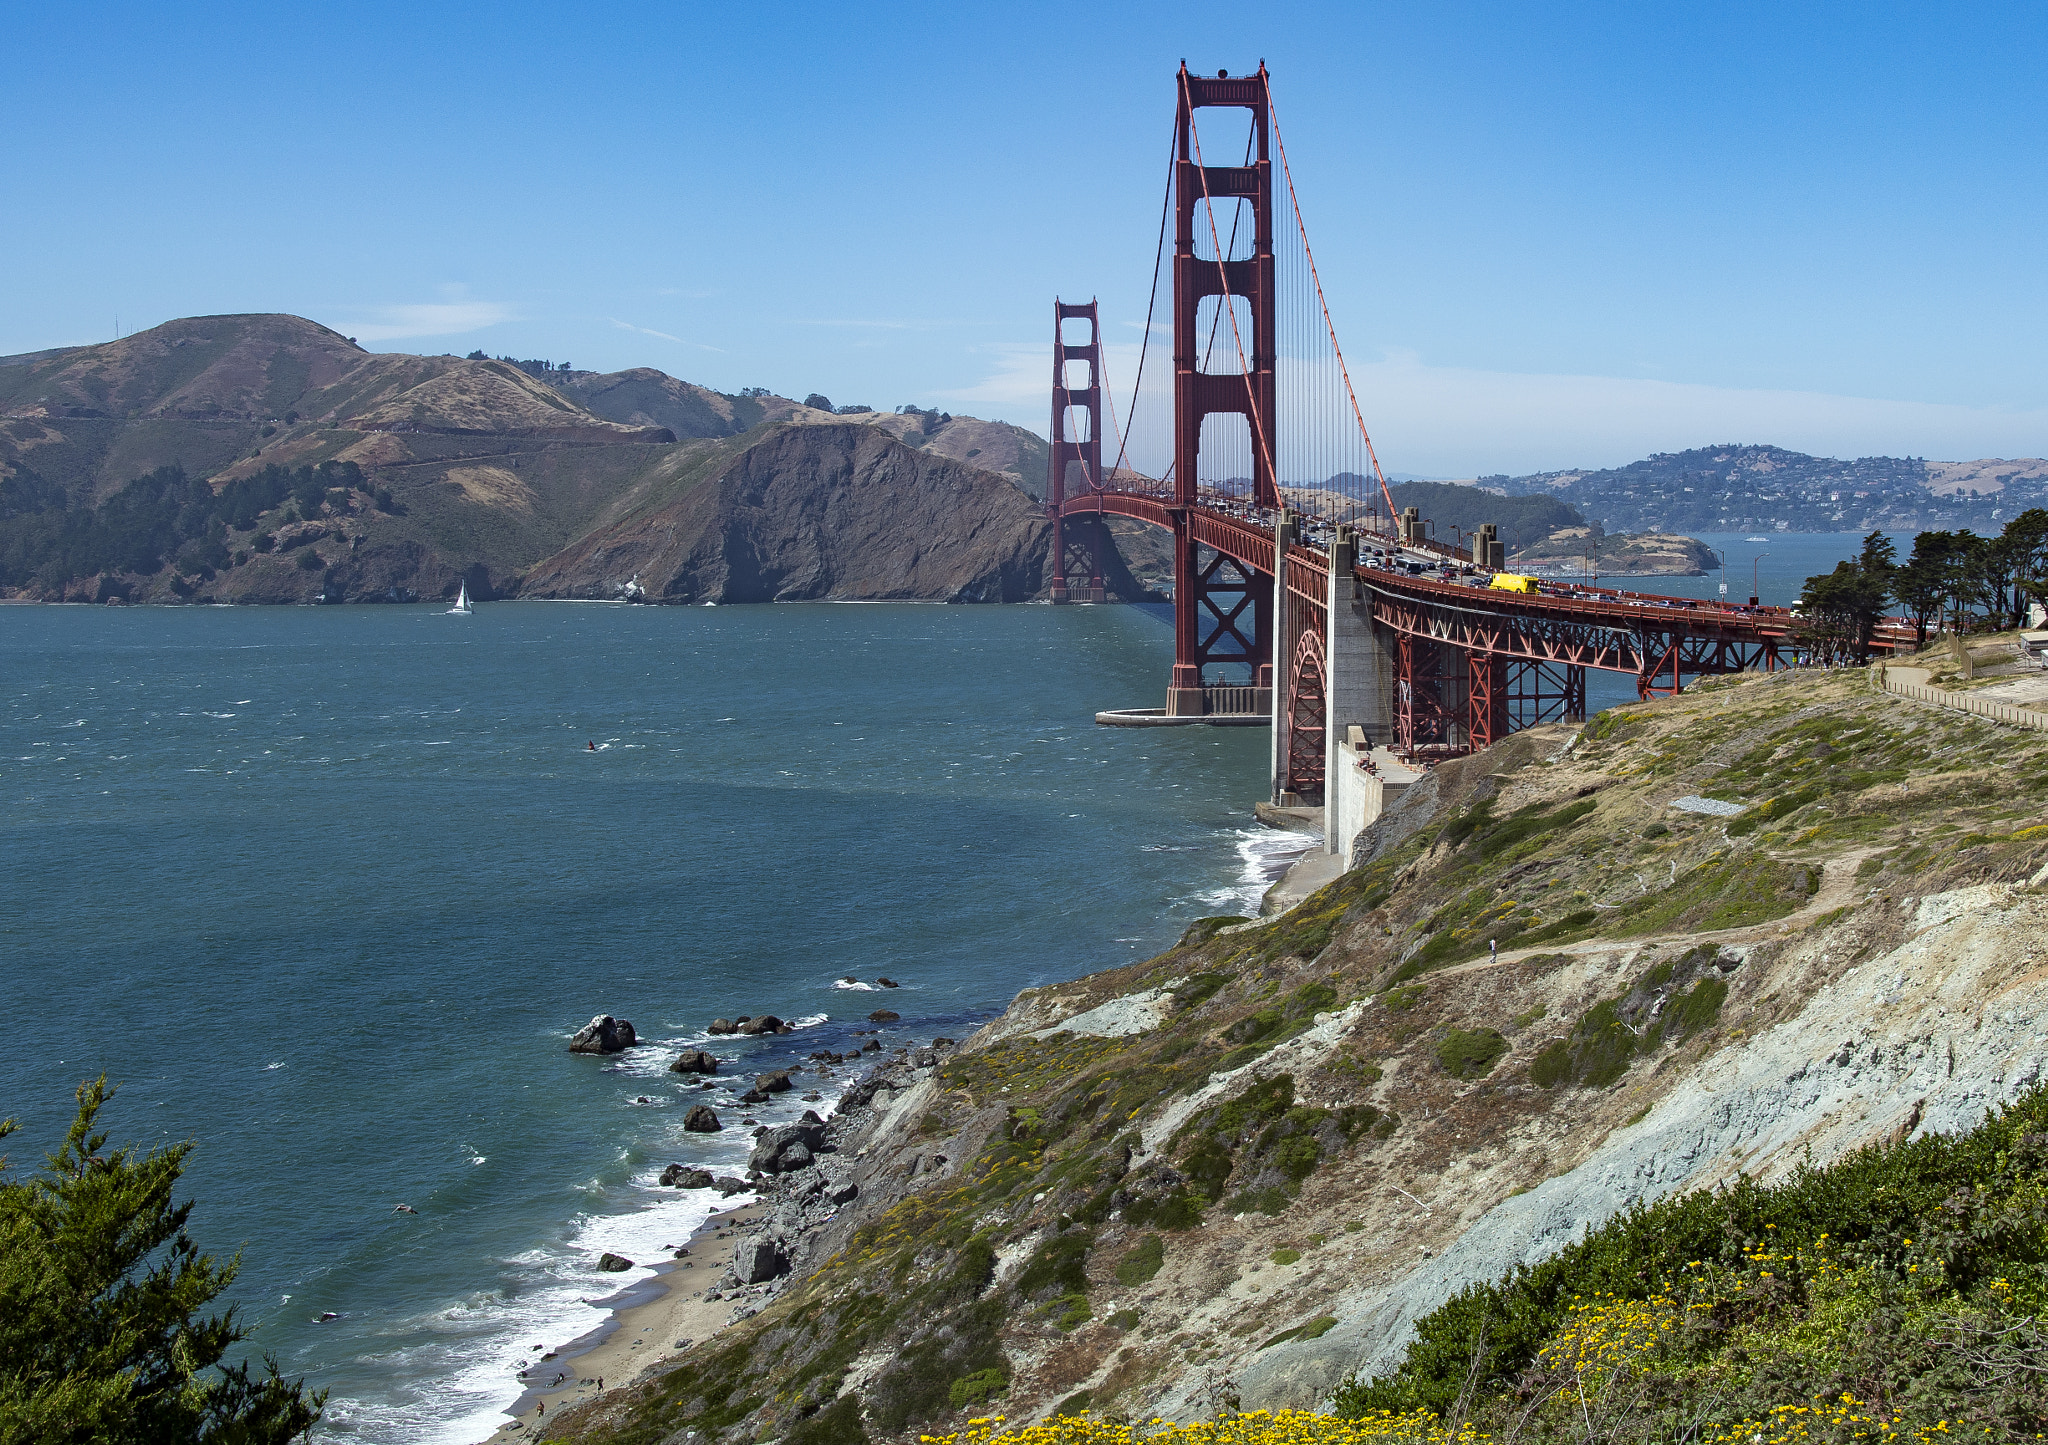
1744, 536, 1769, 543
449, 583, 473, 615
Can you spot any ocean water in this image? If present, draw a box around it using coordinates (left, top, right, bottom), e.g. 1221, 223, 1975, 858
0, 600, 1294, 1443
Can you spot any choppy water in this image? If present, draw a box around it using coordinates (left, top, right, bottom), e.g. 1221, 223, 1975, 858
0, 600, 1293, 1442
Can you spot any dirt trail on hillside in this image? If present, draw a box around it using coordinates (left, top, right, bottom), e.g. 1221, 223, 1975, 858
1424, 847, 1881, 984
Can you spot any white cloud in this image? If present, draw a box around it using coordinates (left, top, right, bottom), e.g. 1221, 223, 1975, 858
945, 344, 2048, 473
608, 318, 722, 352
340, 302, 515, 341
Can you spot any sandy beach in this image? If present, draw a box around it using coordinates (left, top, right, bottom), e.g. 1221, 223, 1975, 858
482, 1196, 771, 1441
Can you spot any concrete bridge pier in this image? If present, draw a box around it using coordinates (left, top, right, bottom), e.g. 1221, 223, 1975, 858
1320, 530, 1396, 862
1269, 513, 1306, 806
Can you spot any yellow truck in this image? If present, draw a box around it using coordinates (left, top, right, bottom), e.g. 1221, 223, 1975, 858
1487, 573, 1541, 594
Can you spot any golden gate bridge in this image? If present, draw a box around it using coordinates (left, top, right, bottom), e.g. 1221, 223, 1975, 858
1045, 63, 1914, 823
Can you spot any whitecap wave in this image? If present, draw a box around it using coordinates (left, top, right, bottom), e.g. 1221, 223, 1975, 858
830, 979, 878, 991
1185, 827, 1321, 915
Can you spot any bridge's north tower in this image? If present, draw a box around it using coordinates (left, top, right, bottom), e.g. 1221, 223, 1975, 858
1047, 300, 1106, 604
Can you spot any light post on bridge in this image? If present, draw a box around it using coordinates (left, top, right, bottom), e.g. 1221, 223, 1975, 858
1712, 549, 1729, 607
1750, 552, 1768, 609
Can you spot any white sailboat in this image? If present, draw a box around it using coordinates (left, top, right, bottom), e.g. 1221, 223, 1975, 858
449, 582, 474, 615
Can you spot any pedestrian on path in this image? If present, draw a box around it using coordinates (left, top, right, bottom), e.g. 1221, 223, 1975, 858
1489, 939, 1497, 960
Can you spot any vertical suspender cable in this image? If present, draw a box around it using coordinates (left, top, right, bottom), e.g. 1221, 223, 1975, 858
1267, 91, 1398, 529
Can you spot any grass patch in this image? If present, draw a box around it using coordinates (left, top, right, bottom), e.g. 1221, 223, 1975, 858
947, 1367, 1008, 1410
1270, 1247, 1303, 1265
1529, 945, 1733, 1089
1621, 852, 1819, 936
1113, 1234, 1164, 1286
1261, 1315, 1340, 1349
1434, 1027, 1509, 1080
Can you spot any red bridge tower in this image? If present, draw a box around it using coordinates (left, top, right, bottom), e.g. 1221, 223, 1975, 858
1169, 63, 1278, 715
1047, 299, 1105, 604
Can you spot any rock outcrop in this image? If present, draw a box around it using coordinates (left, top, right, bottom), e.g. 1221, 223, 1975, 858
669, 1050, 719, 1075
682, 1106, 723, 1133
568, 1014, 638, 1054
747, 1111, 828, 1175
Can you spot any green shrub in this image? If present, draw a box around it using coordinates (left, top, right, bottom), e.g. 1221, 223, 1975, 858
1172, 972, 1228, 1010
1262, 1315, 1339, 1349
1270, 1247, 1302, 1265
1726, 784, 1824, 837
784, 1392, 867, 1445
1334, 1084, 2048, 1428
1178, 918, 1247, 947
947, 1368, 1008, 1410
1434, 1027, 1509, 1080
1053, 1295, 1092, 1331
1015, 1231, 1092, 1299
1528, 947, 1731, 1089
1622, 853, 1817, 935
1114, 1234, 1165, 1286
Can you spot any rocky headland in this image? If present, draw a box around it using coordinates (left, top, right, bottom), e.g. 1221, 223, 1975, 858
522, 656, 2048, 1445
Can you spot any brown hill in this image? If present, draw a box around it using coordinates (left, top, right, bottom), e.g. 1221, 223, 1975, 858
521, 423, 1076, 603
0, 314, 1172, 607
0, 312, 365, 422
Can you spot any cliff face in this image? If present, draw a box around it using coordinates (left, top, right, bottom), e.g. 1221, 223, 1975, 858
517, 424, 1050, 603
543, 664, 2048, 1445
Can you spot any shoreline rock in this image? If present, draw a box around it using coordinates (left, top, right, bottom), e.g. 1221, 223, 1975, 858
568, 1014, 638, 1054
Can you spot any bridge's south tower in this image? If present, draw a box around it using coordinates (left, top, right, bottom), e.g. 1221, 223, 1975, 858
1167, 63, 1279, 716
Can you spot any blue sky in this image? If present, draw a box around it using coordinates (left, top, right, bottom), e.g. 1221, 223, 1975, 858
4, 1, 2044, 474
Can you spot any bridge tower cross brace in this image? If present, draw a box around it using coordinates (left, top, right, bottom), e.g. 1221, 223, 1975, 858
1168, 63, 1279, 716
1047, 300, 1105, 605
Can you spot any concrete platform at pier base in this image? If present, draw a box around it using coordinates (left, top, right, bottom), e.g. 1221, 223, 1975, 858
1261, 848, 1348, 916
1255, 802, 1324, 832
1094, 708, 1268, 727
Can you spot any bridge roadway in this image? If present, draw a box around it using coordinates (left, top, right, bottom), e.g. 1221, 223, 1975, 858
1057, 490, 1917, 695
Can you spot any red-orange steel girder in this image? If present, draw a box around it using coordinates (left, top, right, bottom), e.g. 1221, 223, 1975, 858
1466, 651, 1507, 751
1285, 625, 1327, 801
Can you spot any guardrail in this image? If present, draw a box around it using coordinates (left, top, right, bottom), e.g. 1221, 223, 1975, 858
1876, 665, 2048, 732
